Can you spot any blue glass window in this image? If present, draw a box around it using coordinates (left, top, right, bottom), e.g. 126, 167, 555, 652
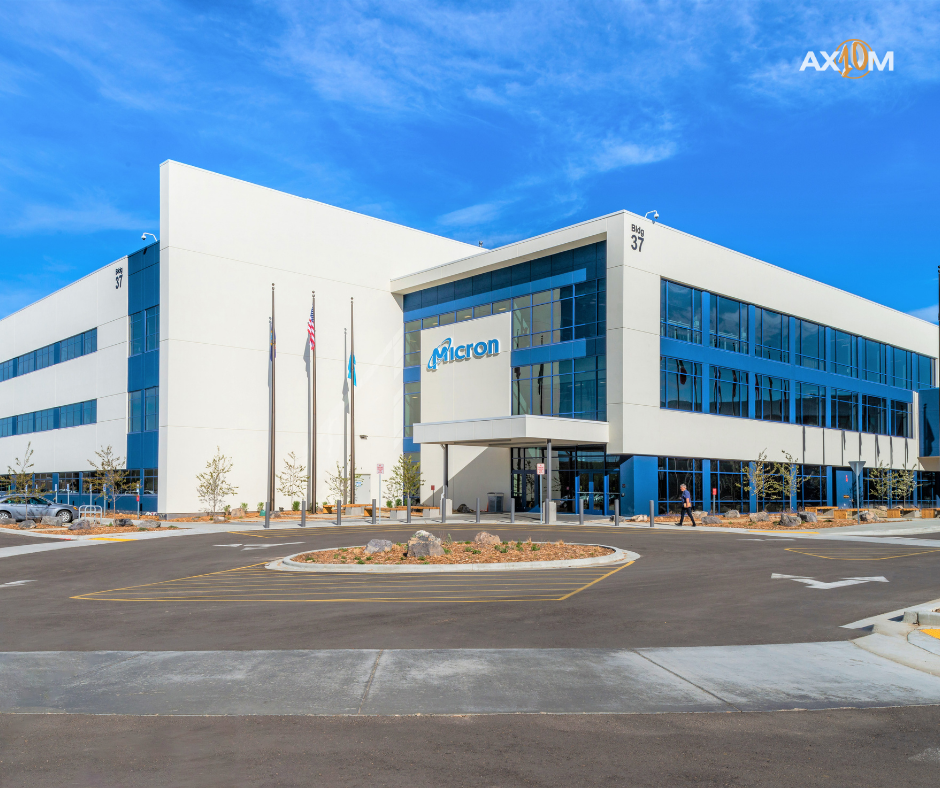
831, 389, 858, 431
404, 381, 419, 438
404, 320, 420, 368
35, 344, 55, 370
658, 457, 702, 515
891, 347, 912, 388
710, 365, 748, 417
756, 309, 788, 363
915, 354, 935, 390
861, 394, 887, 434
145, 306, 159, 352
128, 390, 143, 433
660, 357, 703, 413
130, 311, 144, 355
796, 319, 825, 370
82, 400, 96, 425
798, 465, 828, 509
710, 460, 750, 514
796, 383, 825, 427
891, 400, 911, 438
755, 375, 789, 422
660, 280, 702, 344
0, 417, 12, 437
144, 387, 159, 431
143, 469, 158, 494
35, 408, 55, 431
710, 295, 748, 354
16, 412, 33, 434
514, 357, 605, 421
860, 338, 886, 384
0, 359, 14, 381
830, 330, 857, 377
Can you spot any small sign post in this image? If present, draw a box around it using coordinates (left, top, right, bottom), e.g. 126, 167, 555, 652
376, 464, 384, 507
537, 464, 545, 524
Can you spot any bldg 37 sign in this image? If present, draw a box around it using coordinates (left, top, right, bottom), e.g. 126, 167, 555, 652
800, 40, 893, 78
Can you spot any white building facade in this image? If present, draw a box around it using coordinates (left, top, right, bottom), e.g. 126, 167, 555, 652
0, 161, 936, 515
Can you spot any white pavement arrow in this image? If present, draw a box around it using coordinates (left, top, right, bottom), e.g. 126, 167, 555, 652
772, 573, 889, 590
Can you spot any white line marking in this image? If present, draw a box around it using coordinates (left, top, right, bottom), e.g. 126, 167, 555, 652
772, 573, 888, 590
1, 580, 36, 587
241, 542, 305, 551
214, 544, 244, 547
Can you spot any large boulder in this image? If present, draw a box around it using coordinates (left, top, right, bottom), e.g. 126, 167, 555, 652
407, 530, 444, 558
702, 516, 722, 525
18, 520, 37, 530
748, 512, 770, 523
68, 519, 92, 531
455, 503, 473, 514
859, 510, 875, 522
365, 538, 394, 555
134, 520, 158, 529
473, 531, 501, 546
779, 513, 801, 527
113, 518, 134, 527
724, 510, 741, 519
798, 511, 818, 523
212, 515, 226, 523
229, 508, 245, 519
40, 516, 62, 526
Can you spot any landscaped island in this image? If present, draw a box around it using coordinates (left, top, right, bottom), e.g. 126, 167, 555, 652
292, 530, 614, 566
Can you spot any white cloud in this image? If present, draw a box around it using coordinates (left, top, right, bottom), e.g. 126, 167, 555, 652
908, 304, 938, 323
438, 201, 512, 228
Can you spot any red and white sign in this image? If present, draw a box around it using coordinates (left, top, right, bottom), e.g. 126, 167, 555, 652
537, 463, 545, 475
376, 464, 384, 474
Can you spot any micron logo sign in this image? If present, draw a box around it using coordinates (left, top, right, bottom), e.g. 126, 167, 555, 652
800, 40, 893, 77
426, 336, 500, 371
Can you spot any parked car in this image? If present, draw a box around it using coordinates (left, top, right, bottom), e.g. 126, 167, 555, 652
0, 495, 79, 523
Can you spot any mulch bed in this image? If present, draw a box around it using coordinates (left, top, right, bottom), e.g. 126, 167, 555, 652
661, 516, 883, 530
294, 539, 612, 566
29, 525, 182, 536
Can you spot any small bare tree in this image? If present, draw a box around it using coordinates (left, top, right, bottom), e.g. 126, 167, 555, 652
87, 445, 131, 513
277, 452, 309, 507
325, 461, 348, 506
867, 462, 893, 505
774, 451, 806, 510
386, 454, 424, 505
7, 442, 35, 493
196, 447, 238, 514
891, 464, 918, 505
743, 450, 783, 510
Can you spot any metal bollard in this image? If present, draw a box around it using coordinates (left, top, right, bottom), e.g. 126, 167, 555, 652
336, 500, 342, 526
301, 499, 307, 527
475, 497, 481, 524
264, 501, 270, 529
371, 498, 377, 525
442, 498, 446, 523
510, 496, 515, 524
614, 498, 619, 527
579, 499, 584, 525
649, 499, 655, 527
407, 500, 412, 524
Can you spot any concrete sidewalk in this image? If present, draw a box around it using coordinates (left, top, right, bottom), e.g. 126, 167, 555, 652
4, 641, 940, 716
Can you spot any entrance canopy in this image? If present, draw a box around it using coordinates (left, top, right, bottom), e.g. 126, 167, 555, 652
413, 415, 609, 448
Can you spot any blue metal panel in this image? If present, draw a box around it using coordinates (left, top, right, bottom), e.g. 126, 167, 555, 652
701, 458, 712, 512
404, 437, 420, 453
619, 455, 658, 516
511, 339, 588, 368
127, 431, 159, 470
128, 243, 159, 313
834, 467, 855, 508
403, 366, 421, 383
128, 350, 159, 391
921, 388, 939, 456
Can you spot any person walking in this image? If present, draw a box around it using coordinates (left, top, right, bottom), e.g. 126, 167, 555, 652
678, 483, 696, 527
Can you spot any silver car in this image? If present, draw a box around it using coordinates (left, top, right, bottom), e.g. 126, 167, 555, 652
0, 495, 78, 523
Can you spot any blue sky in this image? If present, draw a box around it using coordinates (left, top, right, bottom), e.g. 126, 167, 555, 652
1, 1, 938, 320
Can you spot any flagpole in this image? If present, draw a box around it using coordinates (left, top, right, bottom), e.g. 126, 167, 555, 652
350, 297, 356, 505
266, 283, 276, 528
343, 327, 348, 505
309, 291, 316, 512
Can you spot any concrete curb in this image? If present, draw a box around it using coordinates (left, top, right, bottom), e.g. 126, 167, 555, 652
268, 544, 639, 573
852, 632, 940, 679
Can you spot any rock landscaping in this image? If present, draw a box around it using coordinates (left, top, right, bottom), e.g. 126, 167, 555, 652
292, 531, 614, 566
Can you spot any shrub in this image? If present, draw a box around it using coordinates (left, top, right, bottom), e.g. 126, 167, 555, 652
292, 501, 300, 512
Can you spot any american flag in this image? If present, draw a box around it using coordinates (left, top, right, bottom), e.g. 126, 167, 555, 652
307, 305, 316, 350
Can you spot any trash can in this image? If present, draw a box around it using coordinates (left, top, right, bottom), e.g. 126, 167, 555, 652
487, 493, 504, 513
